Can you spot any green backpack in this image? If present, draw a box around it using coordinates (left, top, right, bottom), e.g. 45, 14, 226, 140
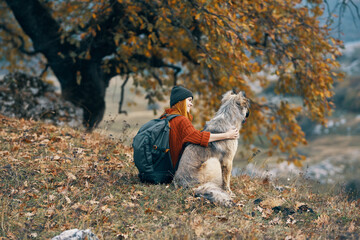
132, 114, 179, 184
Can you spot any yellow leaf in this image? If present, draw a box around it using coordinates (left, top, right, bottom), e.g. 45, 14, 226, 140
293, 159, 303, 167
229, 75, 235, 83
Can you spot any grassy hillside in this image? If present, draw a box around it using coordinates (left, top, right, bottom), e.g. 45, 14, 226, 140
0, 115, 359, 239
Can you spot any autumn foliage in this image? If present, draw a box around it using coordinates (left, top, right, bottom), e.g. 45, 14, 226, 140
0, 0, 344, 161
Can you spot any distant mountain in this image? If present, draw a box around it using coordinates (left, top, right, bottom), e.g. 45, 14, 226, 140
338, 41, 360, 76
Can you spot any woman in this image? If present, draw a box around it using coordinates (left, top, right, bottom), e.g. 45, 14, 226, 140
162, 85, 239, 168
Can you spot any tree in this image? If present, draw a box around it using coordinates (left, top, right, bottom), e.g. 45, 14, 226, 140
0, 0, 352, 162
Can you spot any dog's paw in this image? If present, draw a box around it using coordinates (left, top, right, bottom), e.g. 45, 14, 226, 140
225, 189, 236, 198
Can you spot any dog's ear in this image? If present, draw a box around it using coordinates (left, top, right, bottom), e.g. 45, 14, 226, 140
237, 91, 246, 97
222, 91, 234, 103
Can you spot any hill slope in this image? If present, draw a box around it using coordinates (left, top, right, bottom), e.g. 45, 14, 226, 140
0, 115, 359, 239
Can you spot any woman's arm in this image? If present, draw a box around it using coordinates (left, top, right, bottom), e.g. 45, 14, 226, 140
208, 128, 239, 143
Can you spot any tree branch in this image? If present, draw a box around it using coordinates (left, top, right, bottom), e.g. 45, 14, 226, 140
349, 0, 360, 19
4, 0, 78, 89
4, 0, 62, 54
151, 72, 163, 87
86, 0, 151, 60
86, 1, 124, 60
118, 74, 129, 115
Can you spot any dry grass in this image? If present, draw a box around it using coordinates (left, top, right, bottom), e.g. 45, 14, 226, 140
0, 115, 359, 239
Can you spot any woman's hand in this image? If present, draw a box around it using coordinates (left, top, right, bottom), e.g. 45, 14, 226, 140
208, 128, 239, 143
225, 128, 239, 140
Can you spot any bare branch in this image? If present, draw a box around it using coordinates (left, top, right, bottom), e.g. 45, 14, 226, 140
162, 63, 181, 86
349, 0, 360, 19
149, 64, 181, 86
348, 0, 360, 28
337, 1, 345, 39
118, 74, 129, 115
323, 0, 332, 21
151, 72, 163, 87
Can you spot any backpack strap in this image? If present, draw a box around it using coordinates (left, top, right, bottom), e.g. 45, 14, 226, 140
163, 114, 180, 131
160, 114, 180, 121
161, 114, 180, 171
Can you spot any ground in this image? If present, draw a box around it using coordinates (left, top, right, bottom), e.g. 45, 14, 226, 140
0, 114, 359, 239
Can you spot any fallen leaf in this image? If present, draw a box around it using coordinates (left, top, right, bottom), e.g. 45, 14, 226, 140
45, 207, 56, 218
0, 150, 10, 156
49, 194, 56, 201
192, 216, 204, 237
122, 200, 137, 208
269, 217, 282, 225
315, 213, 330, 227
101, 205, 112, 213
216, 215, 228, 222
286, 216, 297, 225
11, 145, 20, 152
89, 200, 99, 205
261, 208, 273, 219
135, 190, 143, 196
64, 195, 72, 204
348, 221, 355, 233
71, 202, 88, 212
25, 212, 35, 220
66, 172, 77, 181
256, 206, 264, 213
244, 214, 253, 219
6, 232, 16, 240
144, 208, 153, 214
39, 139, 50, 145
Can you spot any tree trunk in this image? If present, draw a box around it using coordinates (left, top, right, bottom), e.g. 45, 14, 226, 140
5, 0, 108, 130
65, 60, 108, 130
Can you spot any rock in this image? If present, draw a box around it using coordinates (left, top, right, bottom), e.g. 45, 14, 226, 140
51, 229, 99, 240
272, 206, 295, 216
253, 198, 263, 205
345, 179, 360, 201
296, 204, 314, 214
0, 72, 83, 127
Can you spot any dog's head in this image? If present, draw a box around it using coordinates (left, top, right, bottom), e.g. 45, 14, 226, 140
222, 90, 250, 124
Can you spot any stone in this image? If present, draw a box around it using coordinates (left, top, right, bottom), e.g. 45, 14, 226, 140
51, 229, 99, 240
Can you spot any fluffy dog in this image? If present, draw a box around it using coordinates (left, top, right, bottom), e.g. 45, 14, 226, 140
173, 90, 250, 206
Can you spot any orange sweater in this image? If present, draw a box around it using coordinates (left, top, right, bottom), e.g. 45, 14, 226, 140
163, 109, 210, 168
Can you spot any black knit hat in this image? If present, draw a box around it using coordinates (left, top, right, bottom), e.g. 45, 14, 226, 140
170, 86, 193, 107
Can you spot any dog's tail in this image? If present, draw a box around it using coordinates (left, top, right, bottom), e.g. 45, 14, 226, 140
194, 182, 234, 207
